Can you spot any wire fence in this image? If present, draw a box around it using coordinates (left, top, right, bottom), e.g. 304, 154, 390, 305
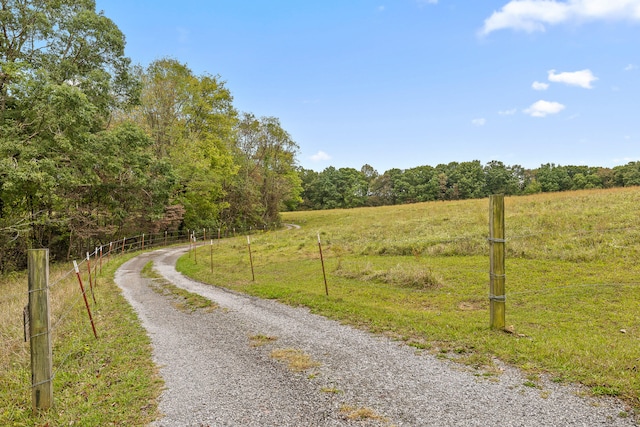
8, 224, 277, 405
5, 218, 640, 410
190, 221, 640, 321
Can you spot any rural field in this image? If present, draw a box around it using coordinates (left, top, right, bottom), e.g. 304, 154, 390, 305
0, 253, 163, 426
178, 187, 640, 413
1, 187, 638, 425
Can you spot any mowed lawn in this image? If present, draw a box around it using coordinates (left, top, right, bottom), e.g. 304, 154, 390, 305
179, 187, 640, 412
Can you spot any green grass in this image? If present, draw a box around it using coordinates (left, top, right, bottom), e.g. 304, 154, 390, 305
178, 187, 640, 414
0, 252, 162, 426
141, 261, 217, 312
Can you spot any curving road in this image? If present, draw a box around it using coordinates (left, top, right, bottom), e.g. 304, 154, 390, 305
115, 246, 637, 426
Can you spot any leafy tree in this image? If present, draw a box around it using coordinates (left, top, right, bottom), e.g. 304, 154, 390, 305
297, 167, 320, 209
534, 164, 572, 193
335, 167, 368, 208
370, 168, 402, 205
223, 113, 301, 227
121, 59, 238, 231
450, 160, 486, 199
485, 161, 523, 195
613, 162, 640, 187
0, 0, 147, 267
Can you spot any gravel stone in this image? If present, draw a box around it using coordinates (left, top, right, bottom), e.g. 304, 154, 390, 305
115, 246, 637, 426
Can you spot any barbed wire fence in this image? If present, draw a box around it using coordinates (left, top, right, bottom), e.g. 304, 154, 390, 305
14, 227, 227, 411
10, 222, 287, 411
7, 209, 640, 413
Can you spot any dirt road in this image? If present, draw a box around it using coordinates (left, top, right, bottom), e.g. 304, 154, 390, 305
115, 246, 636, 426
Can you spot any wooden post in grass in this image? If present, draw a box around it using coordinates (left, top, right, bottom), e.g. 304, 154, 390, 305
28, 249, 53, 411
489, 194, 506, 330
210, 239, 214, 273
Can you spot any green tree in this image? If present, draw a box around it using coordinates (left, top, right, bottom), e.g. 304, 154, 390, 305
534, 164, 572, 192
224, 113, 301, 227
123, 59, 239, 231
0, 0, 147, 268
485, 160, 523, 195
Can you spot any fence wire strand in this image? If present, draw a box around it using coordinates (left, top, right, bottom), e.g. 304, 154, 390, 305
10, 221, 640, 409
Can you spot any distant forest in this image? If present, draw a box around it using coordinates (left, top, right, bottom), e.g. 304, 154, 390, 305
295, 161, 640, 210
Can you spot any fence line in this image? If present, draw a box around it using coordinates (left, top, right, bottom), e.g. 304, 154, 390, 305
16, 214, 640, 412
20, 226, 236, 410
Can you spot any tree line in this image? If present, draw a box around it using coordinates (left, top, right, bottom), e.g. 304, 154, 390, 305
0, 1, 300, 271
296, 161, 640, 210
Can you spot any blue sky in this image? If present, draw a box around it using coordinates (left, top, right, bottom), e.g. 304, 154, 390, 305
95, 0, 640, 173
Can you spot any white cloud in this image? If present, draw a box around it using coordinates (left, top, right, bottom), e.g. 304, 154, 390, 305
480, 0, 640, 35
310, 151, 332, 162
499, 108, 518, 115
532, 81, 549, 90
472, 118, 487, 126
417, 0, 438, 5
524, 100, 566, 117
624, 64, 638, 71
377, 5, 385, 12
548, 69, 597, 88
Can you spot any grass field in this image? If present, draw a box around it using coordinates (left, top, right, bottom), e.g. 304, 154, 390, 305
1, 187, 638, 424
0, 252, 162, 426
178, 188, 640, 414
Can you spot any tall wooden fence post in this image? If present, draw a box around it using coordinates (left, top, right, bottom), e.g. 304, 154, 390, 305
28, 249, 53, 411
489, 194, 506, 330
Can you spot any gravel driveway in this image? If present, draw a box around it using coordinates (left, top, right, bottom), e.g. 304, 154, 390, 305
115, 246, 637, 426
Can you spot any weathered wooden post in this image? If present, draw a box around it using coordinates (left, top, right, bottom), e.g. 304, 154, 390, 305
28, 249, 53, 411
489, 194, 506, 330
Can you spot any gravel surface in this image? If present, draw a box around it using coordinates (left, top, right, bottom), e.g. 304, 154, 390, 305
115, 246, 637, 427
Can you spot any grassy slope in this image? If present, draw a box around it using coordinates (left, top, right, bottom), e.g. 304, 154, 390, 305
178, 188, 640, 412
0, 253, 162, 426
2, 188, 636, 425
